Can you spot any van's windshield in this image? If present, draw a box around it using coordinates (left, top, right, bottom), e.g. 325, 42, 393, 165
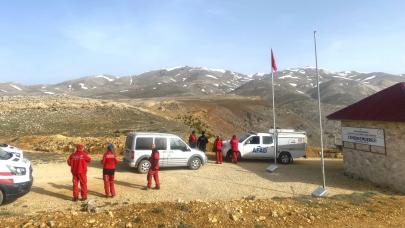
0, 149, 12, 160
239, 134, 251, 143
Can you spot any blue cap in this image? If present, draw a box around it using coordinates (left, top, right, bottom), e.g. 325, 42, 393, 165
107, 144, 114, 150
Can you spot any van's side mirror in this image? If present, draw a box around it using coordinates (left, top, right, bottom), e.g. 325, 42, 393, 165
183, 147, 191, 152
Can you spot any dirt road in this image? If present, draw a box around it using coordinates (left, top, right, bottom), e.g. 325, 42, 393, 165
0, 152, 387, 216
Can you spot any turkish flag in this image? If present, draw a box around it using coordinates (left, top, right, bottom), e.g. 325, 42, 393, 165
271, 49, 277, 72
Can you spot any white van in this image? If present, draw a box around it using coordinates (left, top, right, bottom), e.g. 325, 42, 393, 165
221, 129, 307, 164
0, 144, 33, 204
123, 132, 208, 173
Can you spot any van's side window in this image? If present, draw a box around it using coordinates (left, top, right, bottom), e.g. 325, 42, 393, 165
135, 137, 153, 150
170, 138, 188, 151
247, 136, 260, 144
262, 136, 273, 144
155, 138, 167, 150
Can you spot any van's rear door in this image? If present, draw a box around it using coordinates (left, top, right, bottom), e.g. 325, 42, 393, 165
124, 134, 135, 161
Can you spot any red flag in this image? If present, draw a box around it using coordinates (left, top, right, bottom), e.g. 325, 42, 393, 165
271, 49, 277, 72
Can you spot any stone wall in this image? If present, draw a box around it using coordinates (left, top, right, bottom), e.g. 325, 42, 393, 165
342, 120, 405, 193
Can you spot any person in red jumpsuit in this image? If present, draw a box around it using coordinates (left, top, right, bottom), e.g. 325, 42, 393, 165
188, 130, 197, 148
145, 144, 160, 190
230, 135, 239, 164
213, 136, 223, 164
101, 144, 118, 198
67, 144, 91, 201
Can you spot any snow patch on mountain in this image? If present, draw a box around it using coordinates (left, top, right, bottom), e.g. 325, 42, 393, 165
43, 91, 55, 95
190, 67, 226, 74
363, 75, 376, 81
279, 74, 299, 79
332, 76, 354, 81
205, 74, 218, 80
165, 66, 185, 71
9, 84, 23, 91
0, 89, 7, 93
289, 83, 297, 87
79, 83, 88, 90
96, 75, 115, 82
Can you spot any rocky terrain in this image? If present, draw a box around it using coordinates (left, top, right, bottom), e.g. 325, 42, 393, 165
0, 96, 188, 146
0, 95, 338, 150
1, 192, 404, 227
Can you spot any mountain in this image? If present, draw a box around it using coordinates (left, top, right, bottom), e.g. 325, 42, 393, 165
0, 66, 255, 98
1, 66, 403, 104
1, 66, 403, 147
233, 67, 404, 106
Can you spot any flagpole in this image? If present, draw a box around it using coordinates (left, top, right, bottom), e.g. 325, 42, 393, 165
312, 30, 327, 196
271, 63, 277, 166
267, 49, 278, 173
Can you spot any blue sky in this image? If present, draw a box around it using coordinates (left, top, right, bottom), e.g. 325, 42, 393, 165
0, 0, 404, 84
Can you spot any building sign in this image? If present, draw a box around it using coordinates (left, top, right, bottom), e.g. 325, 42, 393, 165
342, 127, 385, 147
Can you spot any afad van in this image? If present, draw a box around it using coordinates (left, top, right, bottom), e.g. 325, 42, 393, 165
0, 144, 33, 204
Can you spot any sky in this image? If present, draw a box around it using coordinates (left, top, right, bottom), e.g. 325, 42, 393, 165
0, 0, 404, 84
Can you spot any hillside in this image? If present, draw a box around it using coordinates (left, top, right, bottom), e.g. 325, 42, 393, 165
0, 66, 403, 148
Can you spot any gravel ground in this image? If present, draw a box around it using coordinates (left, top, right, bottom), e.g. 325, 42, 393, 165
0, 152, 388, 217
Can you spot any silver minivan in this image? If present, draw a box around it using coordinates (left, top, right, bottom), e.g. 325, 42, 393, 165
123, 132, 208, 173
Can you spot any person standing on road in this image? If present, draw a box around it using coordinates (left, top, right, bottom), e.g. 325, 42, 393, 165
145, 144, 160, 190
67, 144, 91, 201
197, 131, 209, 152
213, 136, 223, 164
188, 130, 197, 148
101, 144, 118, 198
230, 135, 239, 164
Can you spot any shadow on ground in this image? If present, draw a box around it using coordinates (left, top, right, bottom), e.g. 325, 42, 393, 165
233, 158, 392, 193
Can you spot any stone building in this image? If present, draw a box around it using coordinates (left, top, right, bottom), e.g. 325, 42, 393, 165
327, 82, 405, 193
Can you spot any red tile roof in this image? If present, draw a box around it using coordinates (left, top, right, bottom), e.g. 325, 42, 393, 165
327, 82, 405, 122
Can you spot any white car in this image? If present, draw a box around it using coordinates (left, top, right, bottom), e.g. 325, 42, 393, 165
123, 132, 208, 173
221, 130, 307, 164
0, 144, 33, 204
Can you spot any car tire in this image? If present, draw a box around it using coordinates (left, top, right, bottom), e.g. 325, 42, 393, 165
188, 157, 202, 170
278, 152, 292, 164
226, 150, 233, 162
0, 190, 4, 205
137, 159, 151, 174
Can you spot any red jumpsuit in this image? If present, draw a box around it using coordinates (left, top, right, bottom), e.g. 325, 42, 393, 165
101, 150, 118, 197
67, 145, 91, 200
230, 137, 239, 164
214, 138, 223, 164
147, 149, 160, 189
188, 133, 197, 148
